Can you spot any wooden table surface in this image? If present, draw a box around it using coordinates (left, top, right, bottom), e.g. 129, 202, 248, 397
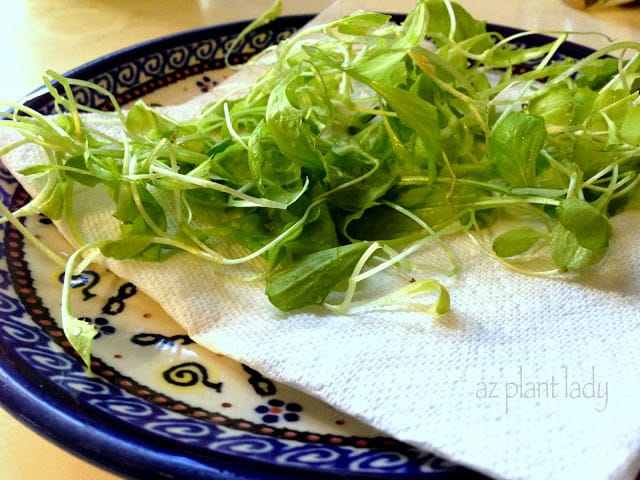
0, 1, 638, 478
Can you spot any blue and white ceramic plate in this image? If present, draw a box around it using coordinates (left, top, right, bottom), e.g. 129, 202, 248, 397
0, 15, 594, 480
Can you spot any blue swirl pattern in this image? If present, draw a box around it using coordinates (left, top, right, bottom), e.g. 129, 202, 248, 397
16, 347, 78, 372
32, 26, 298, 115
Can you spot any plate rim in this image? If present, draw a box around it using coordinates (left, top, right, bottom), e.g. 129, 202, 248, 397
18, 14, 312, 112
0, 333, 376, 480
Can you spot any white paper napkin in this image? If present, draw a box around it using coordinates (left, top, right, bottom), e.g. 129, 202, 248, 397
3, 2, 640, 479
